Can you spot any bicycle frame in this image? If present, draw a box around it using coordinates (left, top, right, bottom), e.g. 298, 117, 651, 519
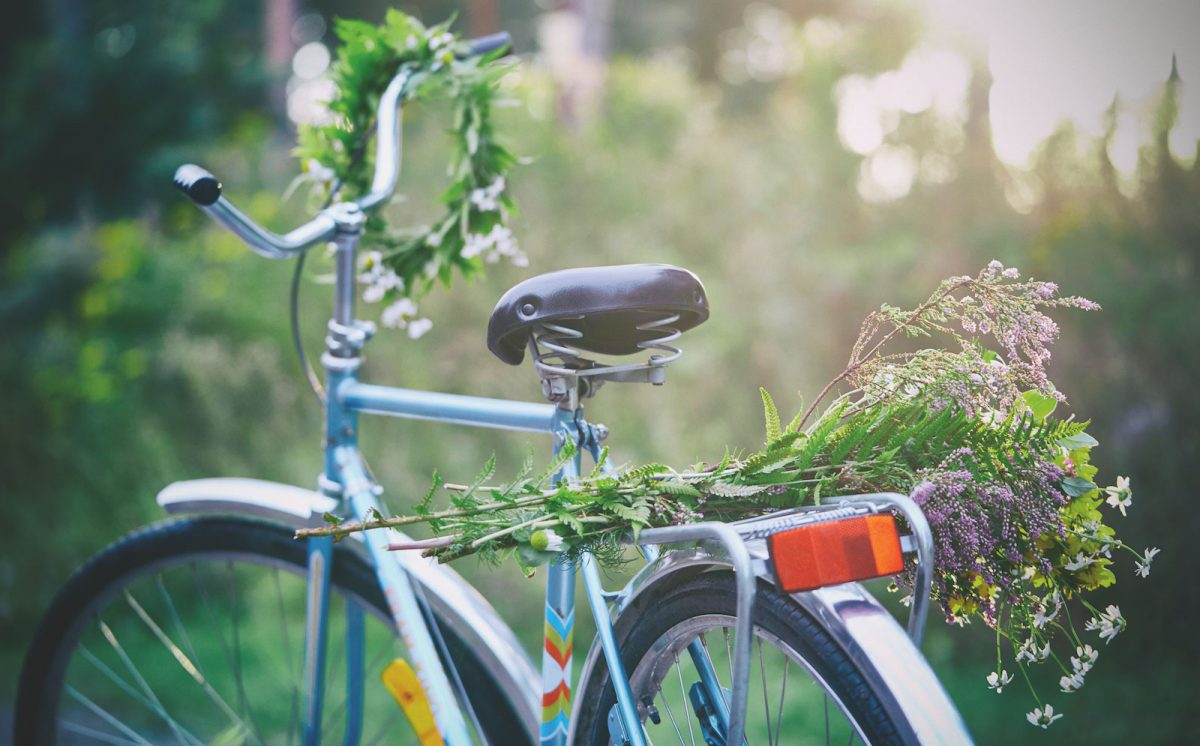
170, 56, 970, 746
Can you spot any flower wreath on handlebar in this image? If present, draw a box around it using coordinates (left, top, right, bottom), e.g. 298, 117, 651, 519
295, 10, 522, 337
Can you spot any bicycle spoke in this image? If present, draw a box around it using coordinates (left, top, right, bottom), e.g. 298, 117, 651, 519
773, 655, 788, 746
271, 566, 301, 746
79, 645, 158, 716
656, 684, 687, 744
61, 719, 145, 745
674, 653, 698, 746
65, 684, 156, 746
123, 589, 244, 742
191, 564, 264, 746
825, 693, 830, 745
97, 616, 195, 745
226, 560, 264, 741
758, 636, 774, 746
723, 627, 734, 685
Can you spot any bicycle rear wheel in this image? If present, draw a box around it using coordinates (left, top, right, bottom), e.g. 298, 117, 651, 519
572, 571, 911, 746
16, 515, 531, 745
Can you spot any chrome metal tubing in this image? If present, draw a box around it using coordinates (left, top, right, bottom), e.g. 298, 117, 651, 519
200, 197, 336, 258
637, 523, 755, 746
337, 380, 560, 433
356, 69, 414, 211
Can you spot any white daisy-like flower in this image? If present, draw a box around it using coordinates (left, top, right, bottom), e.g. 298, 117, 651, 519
1063, 552, 1095, 571
381, 297, 418, 329
986, 670, 1013, 693
1135, 546, 1161, 578
1026, 704, 1063, 729
1059, 671, 1085, 693
406, 317, 433, 339
1097, 605, 1125, 644
1104, 475, 1132, 516
531, 528, 565, 552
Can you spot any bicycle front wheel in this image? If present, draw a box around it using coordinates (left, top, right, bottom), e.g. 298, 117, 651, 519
16, 515, 530, 745
572, 571, 916, 746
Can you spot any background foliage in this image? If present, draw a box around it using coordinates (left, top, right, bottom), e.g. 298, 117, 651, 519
2, 0, 1196, 741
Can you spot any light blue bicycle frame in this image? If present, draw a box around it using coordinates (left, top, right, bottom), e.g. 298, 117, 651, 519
184, 60, 735, 746
285, 202, 657, 746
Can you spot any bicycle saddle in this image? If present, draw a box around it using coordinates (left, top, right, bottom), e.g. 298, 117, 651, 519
487, 264, 709, 365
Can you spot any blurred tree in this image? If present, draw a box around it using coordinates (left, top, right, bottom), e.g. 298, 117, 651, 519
0, 0, 269, 257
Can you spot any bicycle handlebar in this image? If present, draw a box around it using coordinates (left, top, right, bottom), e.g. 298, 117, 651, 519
174, 31, 513, 258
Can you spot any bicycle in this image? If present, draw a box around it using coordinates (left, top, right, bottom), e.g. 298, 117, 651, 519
16, 31, 972, 746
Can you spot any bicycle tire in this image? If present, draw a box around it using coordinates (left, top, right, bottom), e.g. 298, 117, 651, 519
571, 570, 907, 746
15, 515, 531, 745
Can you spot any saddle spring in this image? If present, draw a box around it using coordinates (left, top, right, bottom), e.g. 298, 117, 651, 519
529, 312, 684, 381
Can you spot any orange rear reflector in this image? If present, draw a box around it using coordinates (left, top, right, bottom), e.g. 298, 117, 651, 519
769, 514, 904, 593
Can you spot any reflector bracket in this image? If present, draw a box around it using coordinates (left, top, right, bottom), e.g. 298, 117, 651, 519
769, 514, 904, 593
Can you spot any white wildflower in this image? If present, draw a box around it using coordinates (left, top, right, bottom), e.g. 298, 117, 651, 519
531, 528, 564, 552
428, 31, 455, 51
1002, 266, 1020, 279
1059, 671, 1085, 693
1016, 639, 1037, 664
1135, 547, 1160, 578
381, 298, 418, 329
1104, 475, 1132, 516
461, 232, 492, 259
1072, 645, 1098, 673
986, 670, 1014, 693
406, 318, 433, 340
1063, 552, 1095, 572
1026, 704, 1063, 729
306, 158, 336, 184
1096, 605, 1125, 644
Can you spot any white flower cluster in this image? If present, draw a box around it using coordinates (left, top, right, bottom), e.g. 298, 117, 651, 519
461, 224, 527, 267
469, 177, 506, 212
358, 251, 433, 339
1059, 644, 1098, 693
1015, 638, 1050, 664
1084, 604, 1125, 644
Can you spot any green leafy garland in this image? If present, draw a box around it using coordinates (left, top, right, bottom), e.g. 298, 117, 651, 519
294, 10, 520, 335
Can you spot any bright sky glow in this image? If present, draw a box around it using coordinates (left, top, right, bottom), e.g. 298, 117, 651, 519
928, 0, 1200, 170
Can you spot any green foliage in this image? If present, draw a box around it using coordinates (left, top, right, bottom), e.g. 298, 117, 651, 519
293, 10, 520, 314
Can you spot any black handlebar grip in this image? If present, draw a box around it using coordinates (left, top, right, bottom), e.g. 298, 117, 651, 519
463, 32, 512, 59
173, 164, 222, 206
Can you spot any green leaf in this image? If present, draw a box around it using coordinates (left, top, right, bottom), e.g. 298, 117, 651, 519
760, 387, 782, 443
1058, 432, 1099, 450
322, 512, 343, 526
1062, 476, 1098, 497
1020, 390, 1058, 421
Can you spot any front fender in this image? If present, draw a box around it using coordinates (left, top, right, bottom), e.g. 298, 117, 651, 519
157, 477, 540, 740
